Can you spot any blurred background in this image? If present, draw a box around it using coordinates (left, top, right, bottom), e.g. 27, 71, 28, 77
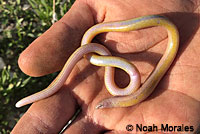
0, 0, 75, 133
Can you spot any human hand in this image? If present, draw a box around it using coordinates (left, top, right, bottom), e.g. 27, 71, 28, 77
12, 0, 200, 133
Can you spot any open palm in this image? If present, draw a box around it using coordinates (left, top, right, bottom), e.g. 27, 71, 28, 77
12, 0, 200, 133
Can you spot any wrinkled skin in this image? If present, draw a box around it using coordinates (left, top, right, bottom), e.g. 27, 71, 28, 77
12, 0, 200, 133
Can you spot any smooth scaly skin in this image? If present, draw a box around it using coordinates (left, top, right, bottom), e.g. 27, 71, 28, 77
15, 43, 140, 107
81, 15, 179, 108
16, 15, 179, 109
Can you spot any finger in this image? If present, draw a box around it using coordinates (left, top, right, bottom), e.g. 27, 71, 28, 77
18, 0, 94, 77
12, 86, 77, 134
12, 0, 95, 133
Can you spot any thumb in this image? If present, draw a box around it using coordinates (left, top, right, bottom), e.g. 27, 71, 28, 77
18, 0, 94, 77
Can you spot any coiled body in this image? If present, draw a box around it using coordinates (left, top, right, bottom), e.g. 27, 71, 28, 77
16, 15, 179, 109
